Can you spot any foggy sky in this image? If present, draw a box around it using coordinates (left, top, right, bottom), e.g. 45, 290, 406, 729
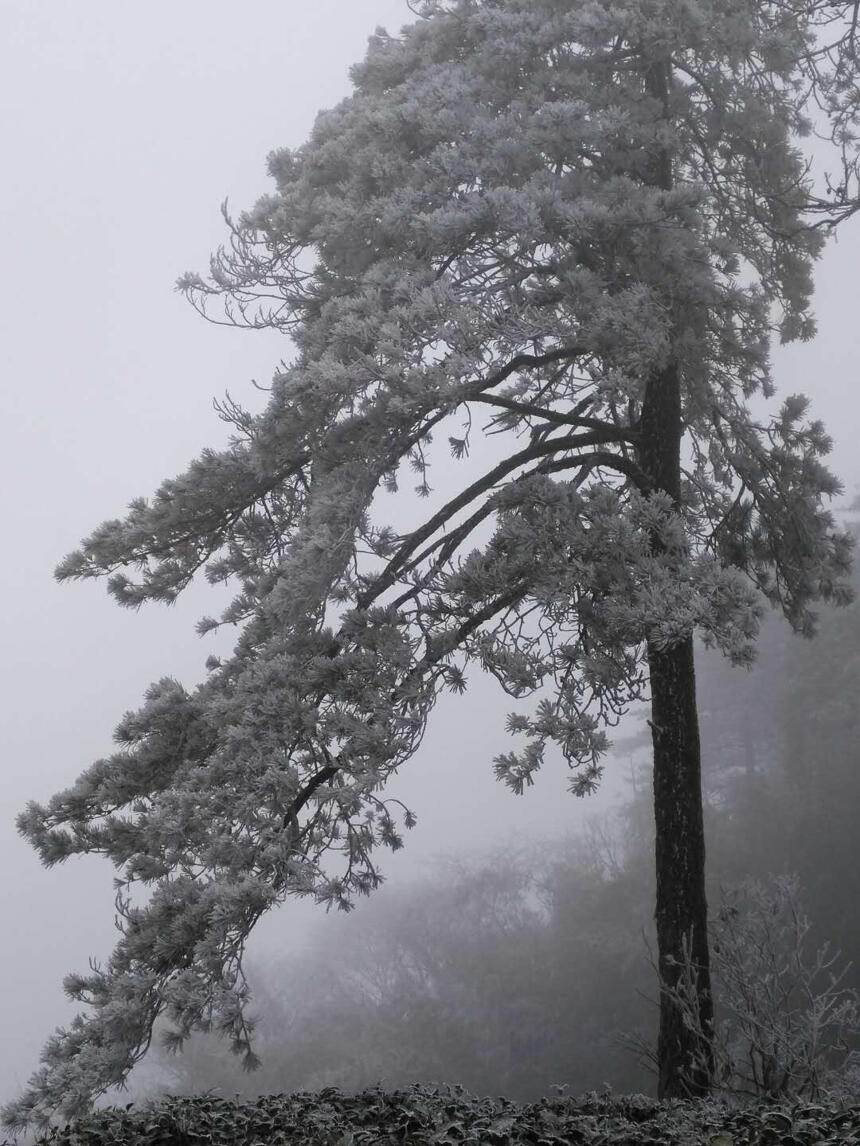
2, 0, 858, 1114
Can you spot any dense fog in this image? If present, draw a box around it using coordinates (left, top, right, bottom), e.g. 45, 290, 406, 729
3, 0, 860, 1124
118, 582, 860, 1104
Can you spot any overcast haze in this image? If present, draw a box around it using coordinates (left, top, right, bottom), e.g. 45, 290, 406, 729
2, 0, 859, 1113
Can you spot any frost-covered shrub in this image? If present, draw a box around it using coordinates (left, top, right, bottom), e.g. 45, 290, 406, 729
653, 875, 860, 1101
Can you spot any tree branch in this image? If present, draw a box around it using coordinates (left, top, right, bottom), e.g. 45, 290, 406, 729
358, 430, 634, 609
461, 344, 589, 402
383, 450, 647, 613
472, 393, 639, 440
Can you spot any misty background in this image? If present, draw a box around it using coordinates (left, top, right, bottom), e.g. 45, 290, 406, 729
2, 0, 859, 1112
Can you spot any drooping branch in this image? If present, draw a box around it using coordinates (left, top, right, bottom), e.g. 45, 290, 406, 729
56, 451, 311, 607
461, 344, 589, 402
282, 760, 340, 832
383, 450, 649, 614
360, 432, 638, 610
280, 580, 532, 848
472, 393, 640, 440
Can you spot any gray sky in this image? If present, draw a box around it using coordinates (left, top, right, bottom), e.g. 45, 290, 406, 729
1, 0, 858, 1114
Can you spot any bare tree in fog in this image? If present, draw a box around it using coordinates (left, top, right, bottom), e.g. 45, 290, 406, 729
5, 0, 860, 1129
148, 843, 653, 1103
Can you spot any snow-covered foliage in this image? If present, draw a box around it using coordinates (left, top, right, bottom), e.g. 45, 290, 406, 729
641, 875, 860, 1100
5, 0, 859, 1129
10, 1087, 860, 1146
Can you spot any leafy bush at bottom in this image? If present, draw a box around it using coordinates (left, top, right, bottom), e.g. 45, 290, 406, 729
7, 1086, 860, 1146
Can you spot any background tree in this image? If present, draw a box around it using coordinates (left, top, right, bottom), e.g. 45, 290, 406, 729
697, 520, 860, 978
4, 0, 858, 1129
142, 844, 654, 1104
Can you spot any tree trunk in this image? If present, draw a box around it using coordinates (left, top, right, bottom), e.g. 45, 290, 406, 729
638, 53, 714, 1099
640, 358, 714, 1099
648, 637, 714, 1097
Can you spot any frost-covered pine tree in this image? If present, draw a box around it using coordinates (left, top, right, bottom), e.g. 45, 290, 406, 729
5, 0, 859, 1126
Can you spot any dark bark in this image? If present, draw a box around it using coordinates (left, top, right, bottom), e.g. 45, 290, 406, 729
648, 635, 714, 1097
636, 53, 714, 1099
639, 358, 714, 1099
